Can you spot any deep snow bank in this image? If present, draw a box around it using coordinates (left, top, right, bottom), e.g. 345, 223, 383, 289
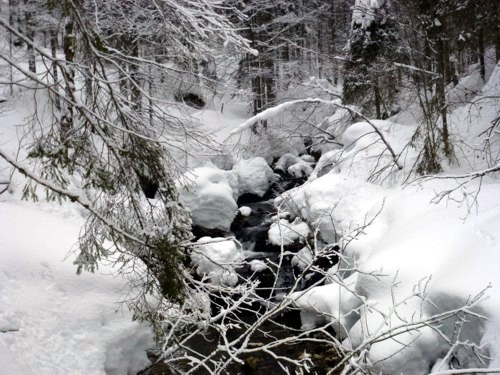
284, 63, 500, 374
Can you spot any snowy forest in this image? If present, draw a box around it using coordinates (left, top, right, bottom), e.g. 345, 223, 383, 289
0, 0, 499, 374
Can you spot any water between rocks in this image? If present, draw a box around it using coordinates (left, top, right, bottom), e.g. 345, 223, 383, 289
142, 178, 341, 374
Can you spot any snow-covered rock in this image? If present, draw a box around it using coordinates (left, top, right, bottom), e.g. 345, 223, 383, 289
179, 167, 238, 231
268, 218, 310, 246
238, 206, 252, 216
191, 237, 244, 287
249, 260, 267, 272
275, 153, 315, 178
291, 273, 362, 337
233, 157, 276, 197
276, 173, 385, 250
291, 247, 314, 271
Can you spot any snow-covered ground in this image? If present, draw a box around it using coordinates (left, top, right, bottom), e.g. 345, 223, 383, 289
0, 201, 153, 374
287, 62, 500, 373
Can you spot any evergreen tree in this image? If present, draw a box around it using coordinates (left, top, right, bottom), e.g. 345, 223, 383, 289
343, 0, 401, 119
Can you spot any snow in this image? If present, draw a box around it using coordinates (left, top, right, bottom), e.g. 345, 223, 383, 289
178, 166, 238, 231
191, 237, 244, 286
291, 247, 313, 271
0, 202, 153, 375
249, 260, 267, 273
1, 18, 500, 374
275, 153, 315, 178
268, 218, 310, 246
233, 157, 276, 197
283, 62, 500, 374
238, 206, 252, 216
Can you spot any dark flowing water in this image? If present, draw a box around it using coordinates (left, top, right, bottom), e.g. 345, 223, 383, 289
141, 178, 342, 374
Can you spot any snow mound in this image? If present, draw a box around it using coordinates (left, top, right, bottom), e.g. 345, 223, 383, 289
291, 181, 500, 373
191, 237, 244, 286
179, 167, 238, 230
233, 157, 276, 197
312, 120, 414, 182
276, 173, 385, 250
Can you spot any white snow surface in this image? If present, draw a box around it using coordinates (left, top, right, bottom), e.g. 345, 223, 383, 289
0, 202, 153, 375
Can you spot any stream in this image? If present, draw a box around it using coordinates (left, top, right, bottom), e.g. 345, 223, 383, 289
143, 176, 342, 374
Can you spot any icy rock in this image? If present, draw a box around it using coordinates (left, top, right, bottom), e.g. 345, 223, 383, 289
275, 153, 300, 172
179, 167, 238, 231
275, 153, 315, 178
288, 160, 314, 178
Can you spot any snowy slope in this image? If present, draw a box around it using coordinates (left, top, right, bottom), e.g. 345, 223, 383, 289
0, 201, 153, 375
287, 62, 500, 374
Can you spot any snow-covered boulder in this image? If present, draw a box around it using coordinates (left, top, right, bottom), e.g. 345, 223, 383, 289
291, 246, 314, 271
233, 157, 276, 197
276, 173, 385, 250
275, 153, 315, 178
291, 273, 362, 337
268, 218, 310, 246
191, 237, 244, 287
179, 167, 238, 231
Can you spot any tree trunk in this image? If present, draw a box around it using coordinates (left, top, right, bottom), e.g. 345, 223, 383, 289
129, 35, 141, 112
50, 29, 60, 111
61, 15, 75, 138
374, 83, 382, 120
8, 0, 15, 94
24, 0, 36, 74
436, 37, 452, 159
478, 26, 485, 82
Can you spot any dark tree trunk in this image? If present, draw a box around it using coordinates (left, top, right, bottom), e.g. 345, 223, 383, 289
478, 26, 485, 82
50, 29, 60, 111
129, 35, 141, 112
24, 0, 36, 74
61, 15, 75, 138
